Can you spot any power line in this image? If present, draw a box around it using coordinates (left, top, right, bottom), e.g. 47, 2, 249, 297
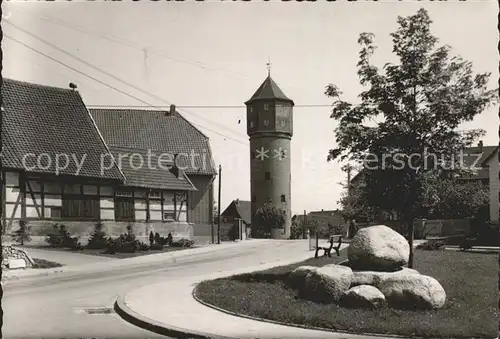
4, 19, 247, 140
4, 33, 249, 147
86, 104, 334, 109
9, 7, 252, 82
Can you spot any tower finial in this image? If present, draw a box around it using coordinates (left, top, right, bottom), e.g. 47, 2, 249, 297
266, 57, 271, 77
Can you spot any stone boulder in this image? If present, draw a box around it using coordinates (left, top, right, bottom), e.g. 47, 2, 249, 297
348, 225, 409, 270
378, 274, 446, 310
340, 285, 386, 309
351, 267, 420, 288
302, 264, 353, 303
288, 265, 317, 289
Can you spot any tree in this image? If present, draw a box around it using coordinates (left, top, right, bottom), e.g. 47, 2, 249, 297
252, 202, 286, 238
325, 9, 497, 267
12, 220, 31, 246
420, 174, 489, 219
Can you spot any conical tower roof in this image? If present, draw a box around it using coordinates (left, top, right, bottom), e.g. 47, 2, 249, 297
245, 75, 294, 105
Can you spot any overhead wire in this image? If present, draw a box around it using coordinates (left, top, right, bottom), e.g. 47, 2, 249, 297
4, 33, 249, 147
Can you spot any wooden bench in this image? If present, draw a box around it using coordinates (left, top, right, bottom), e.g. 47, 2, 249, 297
315, 235, 342, 258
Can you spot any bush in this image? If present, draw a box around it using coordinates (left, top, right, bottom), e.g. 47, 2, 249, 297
86, 222, 108, 249
45, 223, 81, 249
105, 224, 149, 254
149, 231, 155, 246
12, 220, 31, 245
416, 240, 445, 251
171, 238, 194, 248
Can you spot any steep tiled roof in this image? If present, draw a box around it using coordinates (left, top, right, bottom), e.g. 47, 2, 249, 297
109, 147, 197, 191
1, 78, 123, 180
245, 76, 294, 105
90, 109, 216, 176
221, 200, 251, 225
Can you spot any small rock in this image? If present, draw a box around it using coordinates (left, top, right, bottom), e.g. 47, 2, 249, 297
340, 285, 386, 309
379, 274, 446, 310
348, 225, 410, 271
351, 267, 420, 288
303, 264, 353, 303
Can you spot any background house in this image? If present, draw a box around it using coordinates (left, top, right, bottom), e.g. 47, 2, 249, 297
219, 199, 251, 240
1, 78, 216, 244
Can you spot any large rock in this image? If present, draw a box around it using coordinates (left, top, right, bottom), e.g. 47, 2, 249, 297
288, 266, 317, 289
340, 285, 386, 309
302, 264, 353, 303
378, 274, 446, 310
351, 267, 420, 288
348, 225, 409, 270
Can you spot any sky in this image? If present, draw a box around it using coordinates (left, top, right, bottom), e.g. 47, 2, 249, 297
3, 1, 498, 216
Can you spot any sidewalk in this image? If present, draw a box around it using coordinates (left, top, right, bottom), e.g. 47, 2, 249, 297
116, 244, 396, 339
1, 240, 274, 282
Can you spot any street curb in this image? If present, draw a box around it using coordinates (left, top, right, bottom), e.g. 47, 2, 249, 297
114, 295, 234, 339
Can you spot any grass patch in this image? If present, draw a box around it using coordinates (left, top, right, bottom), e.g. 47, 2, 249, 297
32, 258, 63, 269
195, 249, 498, 338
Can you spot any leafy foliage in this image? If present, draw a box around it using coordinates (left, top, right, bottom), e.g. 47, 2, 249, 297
252, 202, 286, 238
420, 174, 489, 219
45, 223, 83, 250
12, 220, 31, 245
326, 9, 497, 265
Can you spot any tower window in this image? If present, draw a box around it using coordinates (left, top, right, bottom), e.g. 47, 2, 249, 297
265, 172, 271, 180
264, 104, 269, 111
250, 106, 253, 112
252, 195, 256, 203
281, 195, 286, 202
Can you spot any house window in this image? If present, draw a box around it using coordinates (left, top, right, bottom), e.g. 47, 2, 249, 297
62, 196, 100, 220
265, 172, 271, 180
116, 190, 133, 197
115, 198, 135, 221
281, 195, 286, 202
149, 191, 161, 199
264, 104, 269, 111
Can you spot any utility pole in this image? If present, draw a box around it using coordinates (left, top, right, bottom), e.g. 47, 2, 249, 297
217, 165, 221, 244
303, 209, 307, 239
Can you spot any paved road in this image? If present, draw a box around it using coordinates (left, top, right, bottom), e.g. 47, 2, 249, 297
2, 240, 312, 339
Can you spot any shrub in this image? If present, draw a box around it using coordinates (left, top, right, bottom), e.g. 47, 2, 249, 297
149, 231, 155, 246
86, 222, 108, 249
416, 240, 445, 251
171, 238, 194, 248
12, 220, 31, 245
45, 223, 81, 249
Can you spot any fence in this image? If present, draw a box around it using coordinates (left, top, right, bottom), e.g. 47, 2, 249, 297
354, 218, 472, 239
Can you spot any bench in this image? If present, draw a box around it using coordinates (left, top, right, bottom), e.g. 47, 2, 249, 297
315, 235, 342, 258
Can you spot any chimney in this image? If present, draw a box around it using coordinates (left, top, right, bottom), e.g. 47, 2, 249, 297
166, 104, 176, 115
236, 199, 239, 205
478, 140, 483, 152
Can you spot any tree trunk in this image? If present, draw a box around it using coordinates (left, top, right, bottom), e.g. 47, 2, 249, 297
407, 215, 414, 268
